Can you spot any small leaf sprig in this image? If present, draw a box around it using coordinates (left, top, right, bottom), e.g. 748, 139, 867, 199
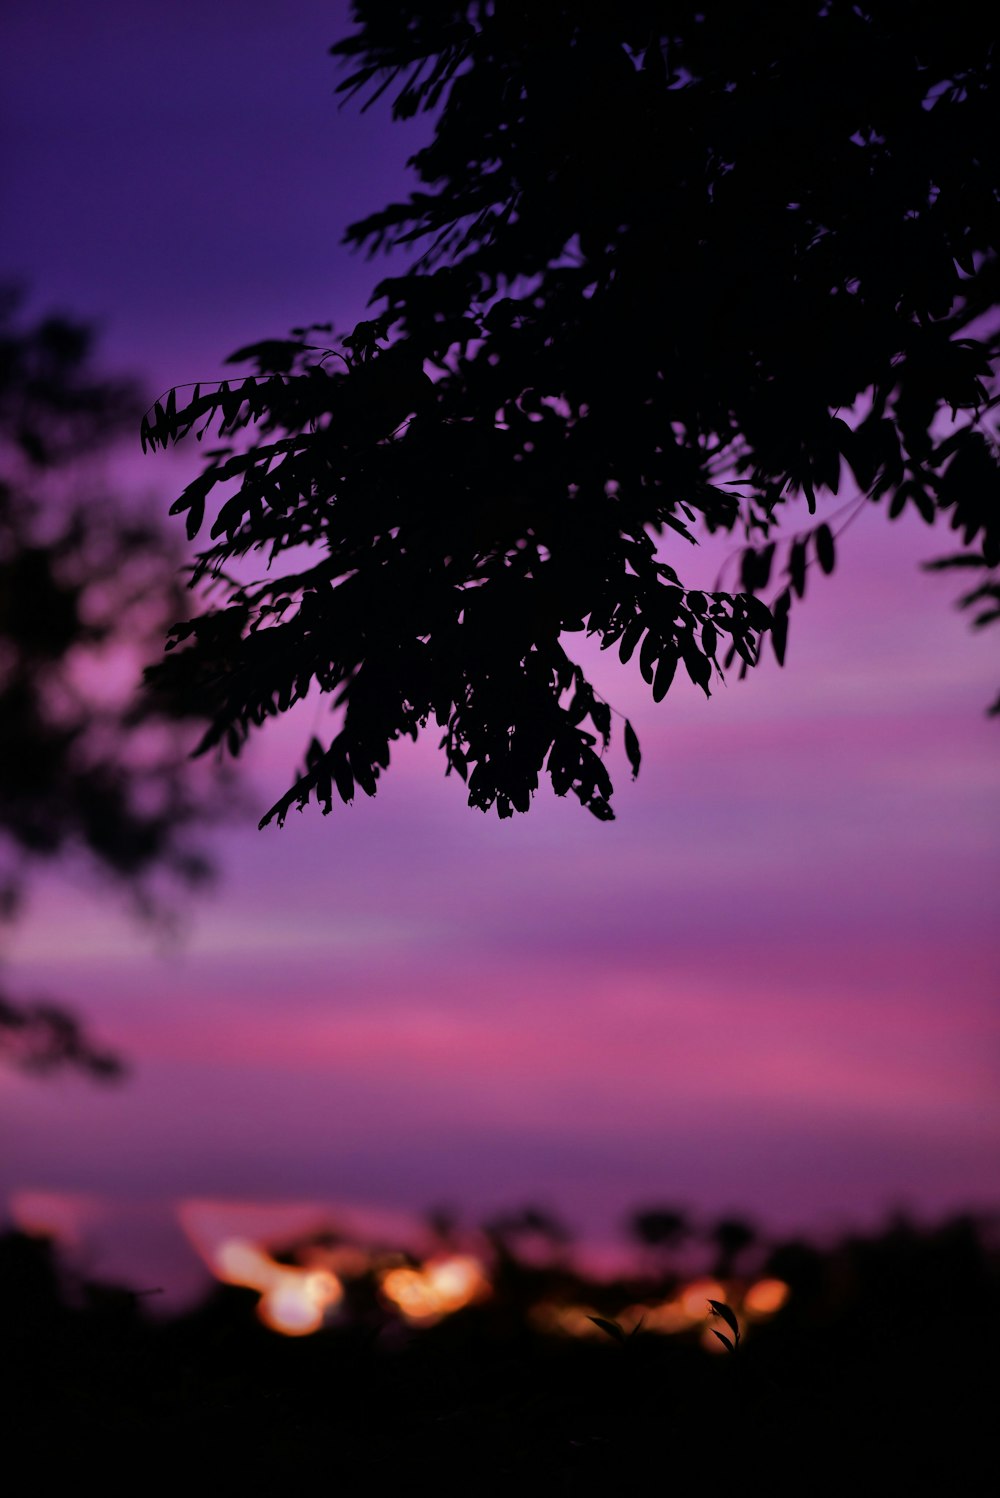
707, 1299, 741, 1354
587, 1314, 645, 1345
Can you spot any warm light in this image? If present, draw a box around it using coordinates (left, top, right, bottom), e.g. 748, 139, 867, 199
211, 1236, 343, 1336
701, 1308, 746, 1353
529, 1302, 607, 1338
680, 1278, 727, 1319
743, 1277, 790, 1318
257, 1268, 341, 1337
634, 1276, 788, 1346
379, 1254, 490, 1324
379, 1266, 433, 1320
630, 1298, 694, 1335
310, 1243, 371, 1280
624, 1280, 734, 1337
425, 1255, 489, 1309
214, 1238, 276, 1290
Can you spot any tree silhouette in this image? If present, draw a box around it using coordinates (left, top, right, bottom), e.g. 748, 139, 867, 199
0, 289, 219, 1077
709, 1215, 757, 1279
629, 1207, 689, 1255
143, 2, 998, 827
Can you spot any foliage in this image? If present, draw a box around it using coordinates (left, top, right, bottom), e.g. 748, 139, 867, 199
629, 1207, 689, 1252
707, 1296, 741, 1352
0, 289, 218, 1077
0, 993, 123, 1079
144, 1, 999, 826
5, 1211, 997, 1486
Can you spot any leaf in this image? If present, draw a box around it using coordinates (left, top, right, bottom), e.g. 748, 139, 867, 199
707, 1299, 740, 1338
741, 540, 776, 593
711, 1330, 735, 1353
771, 589, 791, 666
623, 719, 641, 779
922, 552, 990, 571
350, 753, 378, 798
314, 765, 333, 814
788, 538, 808, 599
587, 1316, 626, 1344
182, 494, 206, 542
733, 633, 758, 667
651, 649, 677, 703
683, 644, 712, 696
814, 522, 836, 575
590, 698, 611, 745
216, 380, 235, 428
663, 511, 697, 545
333, 757, 354, 805
449, 747, 468, 782
744, 594, 773, 632
618, 617, 643, 664
639, 627, 659, 685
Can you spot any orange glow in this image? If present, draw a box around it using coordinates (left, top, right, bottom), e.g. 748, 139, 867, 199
529, 1302, 607, 1338
626, 1279, 746, 1339
258, 1268, 343, 1337
214, 1238, 277, 1289
680, 1278, 727, 1318
628, 1277, 788, 1346
211, 1236, 343, 1336
743, 1277, 791, 1318
379, 1254, 490, 1324
701, 1309, 746, 1353
9, 1189, 107, 1250
629, 1298, 693, 1335
306, 1243, 371, 1280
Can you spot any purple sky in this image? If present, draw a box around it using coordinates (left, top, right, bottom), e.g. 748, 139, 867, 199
1, 2, 997, 1304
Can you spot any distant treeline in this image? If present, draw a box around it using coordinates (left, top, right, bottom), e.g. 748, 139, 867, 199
6, 1210, 995, 1488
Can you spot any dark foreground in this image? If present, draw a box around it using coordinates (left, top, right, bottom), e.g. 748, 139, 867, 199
7, 1213, 996, 1492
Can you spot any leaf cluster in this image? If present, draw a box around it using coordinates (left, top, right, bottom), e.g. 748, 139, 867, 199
1, 294, 215, 905
707, 1297, 741, 1353
145, 2, 998, 822
0, 291, 231, 1077
0, 991, 124, 1080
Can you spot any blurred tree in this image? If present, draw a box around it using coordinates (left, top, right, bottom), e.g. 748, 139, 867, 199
0, 288, 219, 1078
144, 1, 998, 828
709, 1215, 757, 1278
629, 1207, 689, 1254
483, 1204, 572, 1260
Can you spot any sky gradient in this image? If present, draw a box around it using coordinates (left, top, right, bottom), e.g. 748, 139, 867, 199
1, 2, 997, 1305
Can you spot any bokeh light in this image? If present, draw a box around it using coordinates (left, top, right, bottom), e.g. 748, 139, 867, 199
378, 1254, 490, 1324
